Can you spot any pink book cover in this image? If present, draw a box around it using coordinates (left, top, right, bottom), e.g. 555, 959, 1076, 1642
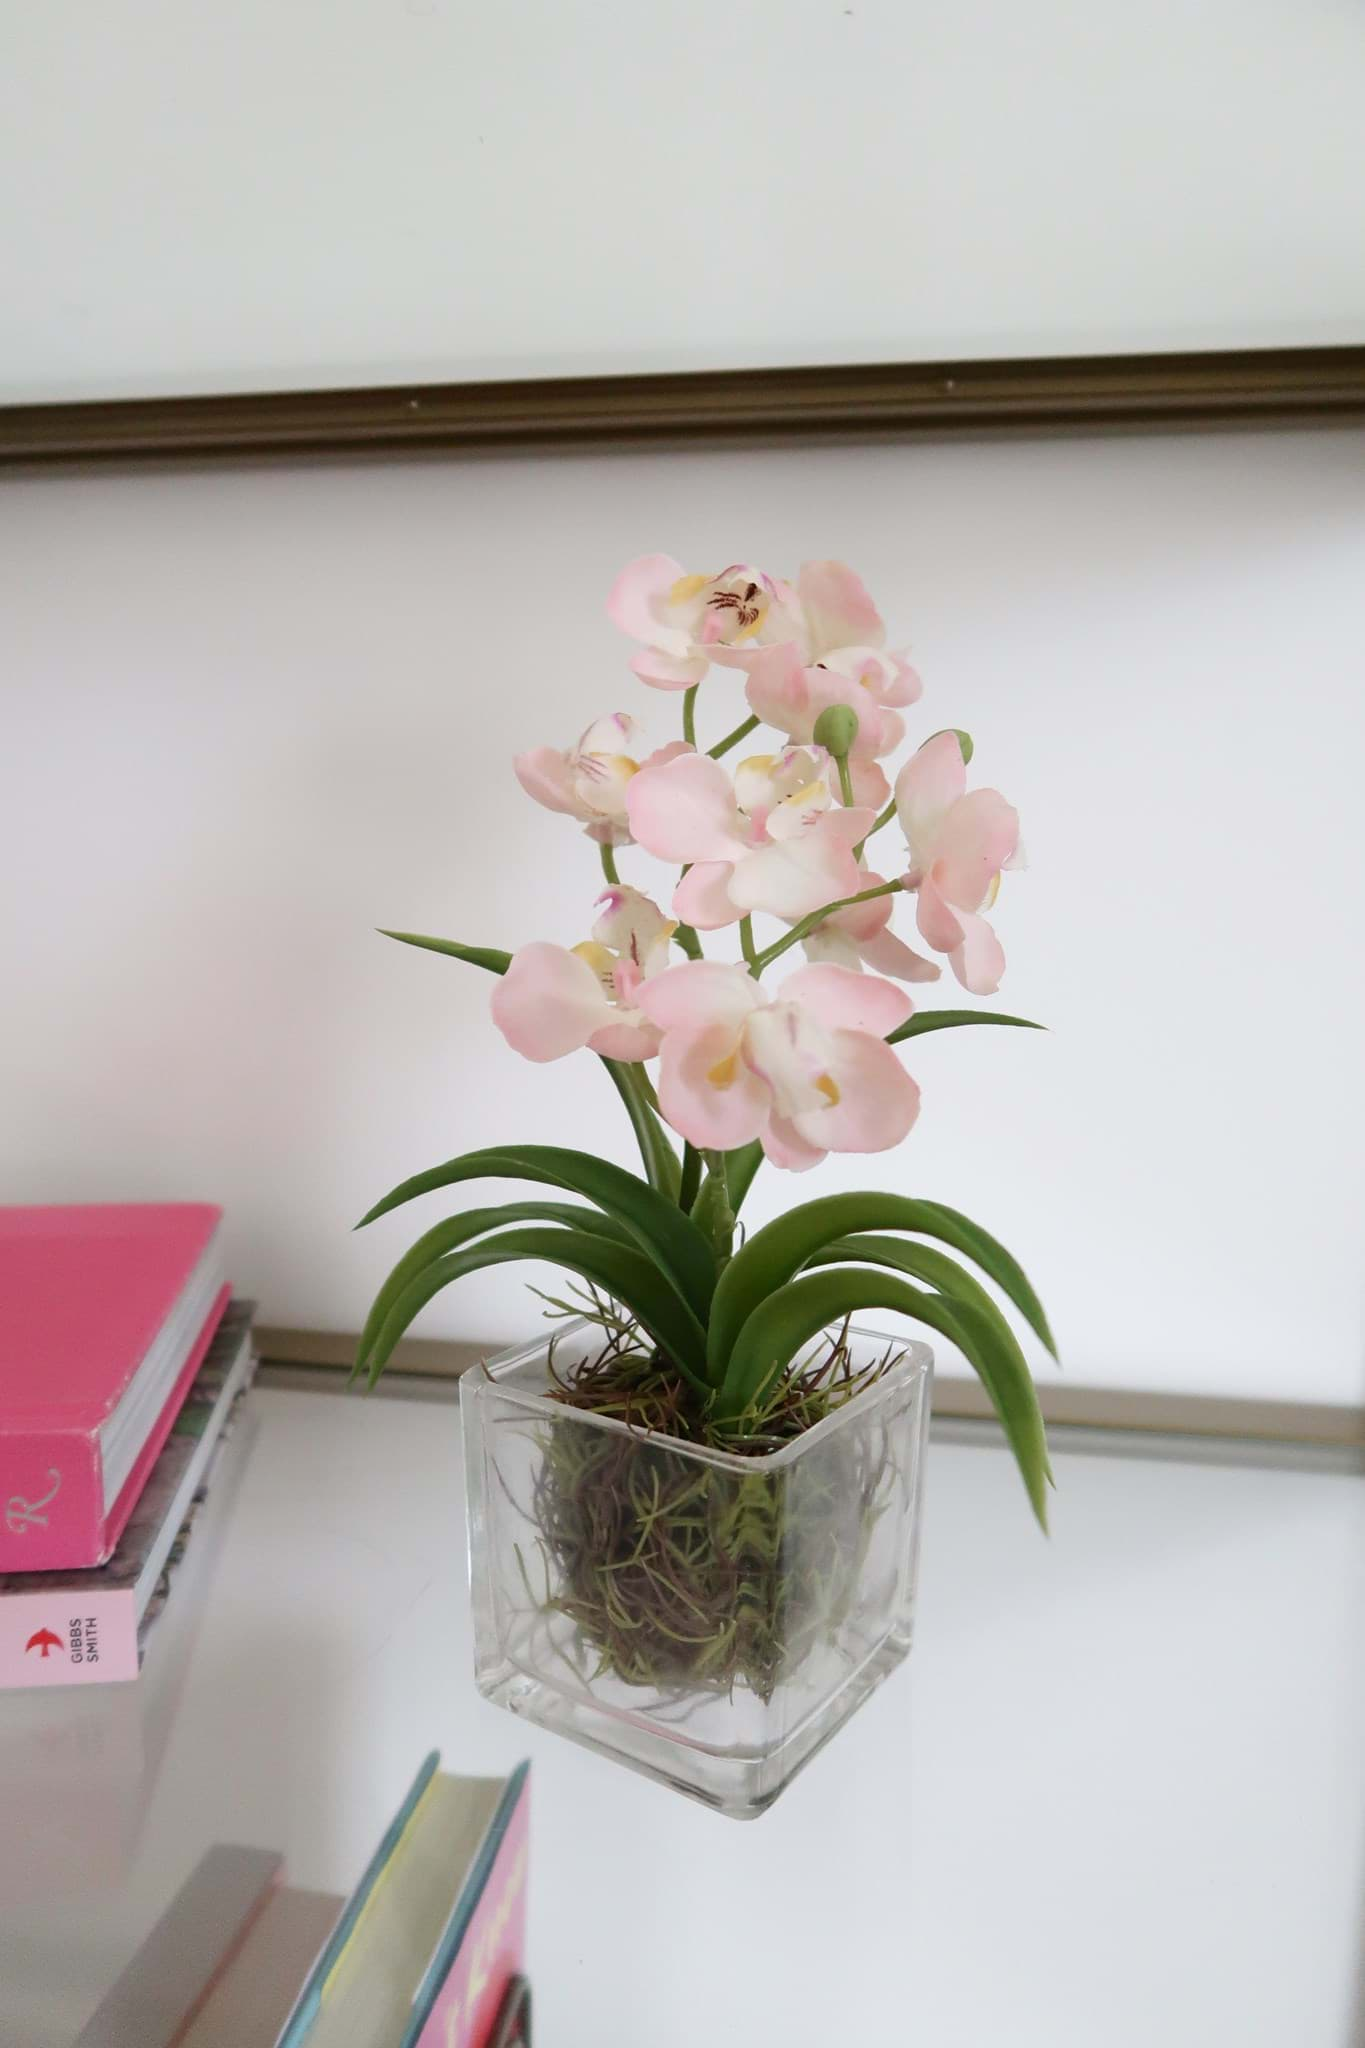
417, 1771, 530, 2048
0, 1203, 224, 1571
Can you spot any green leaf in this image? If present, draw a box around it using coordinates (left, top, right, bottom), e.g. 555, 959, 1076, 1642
706, 1191, 1056, 1377
357, 1144, 716, 1321
355, 1200, 636, 1375
722, 1141, 765, 1216
808, 1232, 1053, 1492
716, 1267, 1050, 1528
601, 1059, 681, 1199
886, 1009, 1044, 1044
379, 931, 511, 974
364, 1226, 709, 1392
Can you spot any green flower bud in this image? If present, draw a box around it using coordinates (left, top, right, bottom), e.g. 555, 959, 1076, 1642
812, 704, 860, 758
923, 727, 974, 766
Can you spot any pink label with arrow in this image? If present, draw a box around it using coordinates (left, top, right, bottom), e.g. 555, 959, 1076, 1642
0, 1591, 140, 1690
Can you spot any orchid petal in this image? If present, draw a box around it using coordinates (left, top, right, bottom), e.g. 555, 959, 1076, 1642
857, 928, 943, 982
791, 1030, 920, 1153
634, 959, 762, 1036
625, 752, 748, 863
656, 1023, 771, 1150
725, 814, 865, 920
490, 943, 609, 1062
607, 553, 684, 640
588, 1016, 662, 1062
932, 789, 1022, 910
632, 647, 709, 691
673, 861, 741, 930
776, 962, 914, 1037
895, 732, 968, 862
797, 561, 886, 658
760, 1112, 827, 1171
514, 747, 586, 819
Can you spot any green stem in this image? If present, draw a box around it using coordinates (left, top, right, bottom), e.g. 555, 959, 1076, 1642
752, 880, 901, 974
699, 1150, 735, 1268
675, 922, 704, 960
739, 915, 759, 974
854, 798, 897, 863
599, 842, 620, 885
835, 753, 856, 807
678, 1142, 702, 1213
707, 713, 759, 760
682, 685, 699, 749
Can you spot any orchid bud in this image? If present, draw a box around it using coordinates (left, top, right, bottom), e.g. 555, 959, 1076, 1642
813, 704, 860, 758
923, 727, 974, 766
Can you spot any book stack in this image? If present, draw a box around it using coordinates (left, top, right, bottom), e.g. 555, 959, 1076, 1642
73, 1755, 531, 2048
0, 1204, 255, 1690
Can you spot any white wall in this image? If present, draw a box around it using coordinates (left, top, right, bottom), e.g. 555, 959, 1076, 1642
3, 0, 1363, 401
3, 427, 1363, 1405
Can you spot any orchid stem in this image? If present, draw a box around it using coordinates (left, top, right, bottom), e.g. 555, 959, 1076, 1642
700, 1150, 735, 1266
682, 685, 699, 750
835, 754, 856, 807
599, 843, 620, 885
707, 714, 759, 760
739, 915, 759, 975
854, 798, 898, 863
752, 880, 901, 973
675, 922, 704, 960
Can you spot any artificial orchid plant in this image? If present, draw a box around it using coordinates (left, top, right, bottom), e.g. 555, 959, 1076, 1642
357, 557, 1055, 1524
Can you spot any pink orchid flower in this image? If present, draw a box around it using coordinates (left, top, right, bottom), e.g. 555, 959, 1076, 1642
635, 960, 919, 1170
514, 714, 689, 845
745, 644, 908, 811
625, 747, 875, 930
491, 888, 676, 1064
799, 866, 942, 984
743, 561, 923, 809
894, 733, 1022, 995
607, 556, 803, 690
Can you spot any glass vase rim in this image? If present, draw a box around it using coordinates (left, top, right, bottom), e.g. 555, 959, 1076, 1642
462, 1317, 934, 1475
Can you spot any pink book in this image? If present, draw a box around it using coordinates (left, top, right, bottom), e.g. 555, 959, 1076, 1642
0, 1204, 227, 1571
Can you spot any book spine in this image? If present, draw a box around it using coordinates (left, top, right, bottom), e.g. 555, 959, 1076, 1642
416, 1780, 530, 2048
0, 1586, 139, 1689
0, 1427, 103, 1571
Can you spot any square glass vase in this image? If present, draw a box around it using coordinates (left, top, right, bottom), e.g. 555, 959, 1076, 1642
461, 1320, 933, 1819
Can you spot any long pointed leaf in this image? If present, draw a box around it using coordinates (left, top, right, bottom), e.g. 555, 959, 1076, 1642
601, 1058, 681, 1199
364, 1226, 709, 1392
379, 931, 512, 974
707, 1191, 1055, 1376
722, 1141, 765, 1216
886, 1008, 1044, 1044
357, 1144, 715, 1319
356, 1200, 636, 1372
717, 1267, 1049, 1528
809, 1234, 1053, 1490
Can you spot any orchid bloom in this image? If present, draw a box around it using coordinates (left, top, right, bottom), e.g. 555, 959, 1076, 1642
625, 746, 875, 929
607, 555, 803, 690
514, 714, 689, 845
743, 560, 923, 809
491, 888, 676, 1064
895, 733, 1022, 995
634, 960, 919, 1170
799, 866, 942, 984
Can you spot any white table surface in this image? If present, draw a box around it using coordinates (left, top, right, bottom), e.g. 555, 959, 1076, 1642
2, 1383, 1362, 2048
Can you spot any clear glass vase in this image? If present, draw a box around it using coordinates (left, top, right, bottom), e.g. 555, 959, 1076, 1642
461, 1320, 933, 1819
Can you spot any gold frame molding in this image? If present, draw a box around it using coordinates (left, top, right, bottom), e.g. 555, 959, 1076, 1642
256, 1326, 1365, 1455
2, 345, 1364, 466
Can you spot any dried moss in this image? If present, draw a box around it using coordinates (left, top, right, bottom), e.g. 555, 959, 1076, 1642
520, 1320, 905, 1699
